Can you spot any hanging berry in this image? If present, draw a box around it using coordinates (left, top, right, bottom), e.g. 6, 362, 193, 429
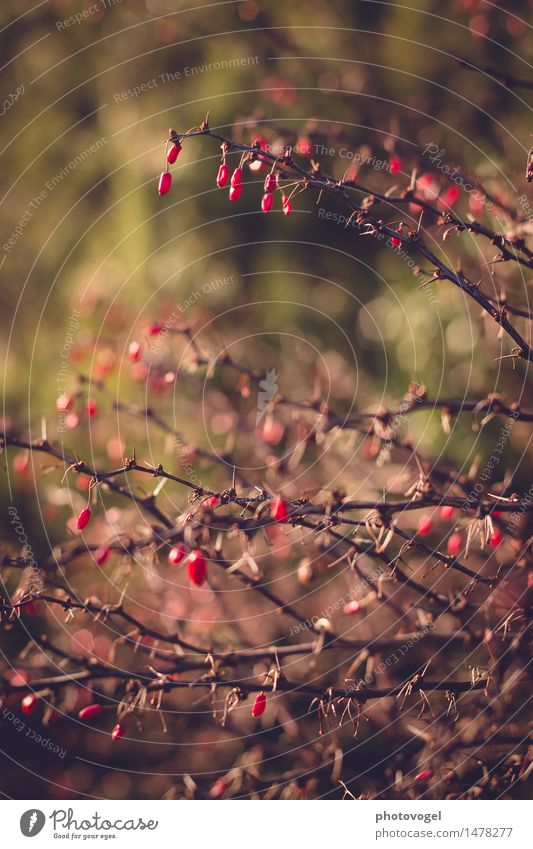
252, 691, 267, 717
490, 529, 503, 547
85, 398, 97, 418
187, 550, 207, 586
166, 141, 182, 164
94, 546, 110, 566
158, 171, 172, 196
21, 694, 39, 715
414, 769, 434, 784
261, 192, 274, 213
271, 496, 289, 522
282, 195, 292, 216
264, 173, 276, 193
447, 533, 462, 556
391, 226, 403, 249
440, 505, 455, 521
417, 515, 433, 536
77, 507, 92, 530
217, 163, 229, 187
128, 341, 141, 362
56, 393, 73, 412
389, 155, 402, 174
168, 545, 186, 566
229, 184, 242, 201
111, 723, 125, 740
230, 167, 242, 187
78, 704, 103, 720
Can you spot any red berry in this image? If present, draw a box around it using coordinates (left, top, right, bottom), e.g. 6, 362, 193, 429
447, 533, 462, 556
158, 171, 172, 196
343, 600, 361, 615
217, 163, 229, 187
13, 453, 29, 474
252, 691, 267, 717
417, 515, 433, 536
391, 226, 403, 249
264, 173, 276, 193
145, 323, 162, 335
261, 192, 274, 213
271, 496, 289, 522
203, 496, 220, 509
77, 507, 91, 530
440, 505, 455, 521
166, 142, 182, 164
21, 694, 39, 715
85, 398, 97, 417
78, 703, 102, 720
414, 769, 434, 784
438, 185, 460, 211
389, 155, 402, 174
229, 184, 242, 201
111, 723, 124, 740
296, 136, 314, 158
168, 545, 186, 566
56, 393, 73, 412
492, 510, 501, 518
490, 529, 503, 547
94, 546, 110, 566
230, 167, 242, 187
187, 550, 207, 586
128, 341, 141, 362
282, 195, 292, 216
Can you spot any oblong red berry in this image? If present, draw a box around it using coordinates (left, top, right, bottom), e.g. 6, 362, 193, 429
414, 769, 434, 784
229, 184, 242, 201
187, 550, 207, 586
447, 533, 462, 556
78, 703, 102, 720
440, 505, 455, 521
389, 155, 402, 174
21, 694, 39, 715
85, 398, 97, 417
158, 171, 172, 196
166, 142, 182, 164
94, 546, 110, 566
168, 545, 186, 566
77, 507, 91, 530
417, 515, 433, 536
264, 173, 276, 193
217, 164, 229, 187
261, 192, 273, 213
56, 393, 73, 412
230, 167, 242, 187
343, 600, 360, 615
271, 497, 289, 522
490, 529, 503, 547
128, 341, 141, 362
111, 723, 124, 740
252, 691, 266, 717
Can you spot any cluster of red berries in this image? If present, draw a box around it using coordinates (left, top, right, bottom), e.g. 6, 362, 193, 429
417, 506, 503, 553
157, 133, 293, 215
78, 703, 126, 740
167, 546, 208, 586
